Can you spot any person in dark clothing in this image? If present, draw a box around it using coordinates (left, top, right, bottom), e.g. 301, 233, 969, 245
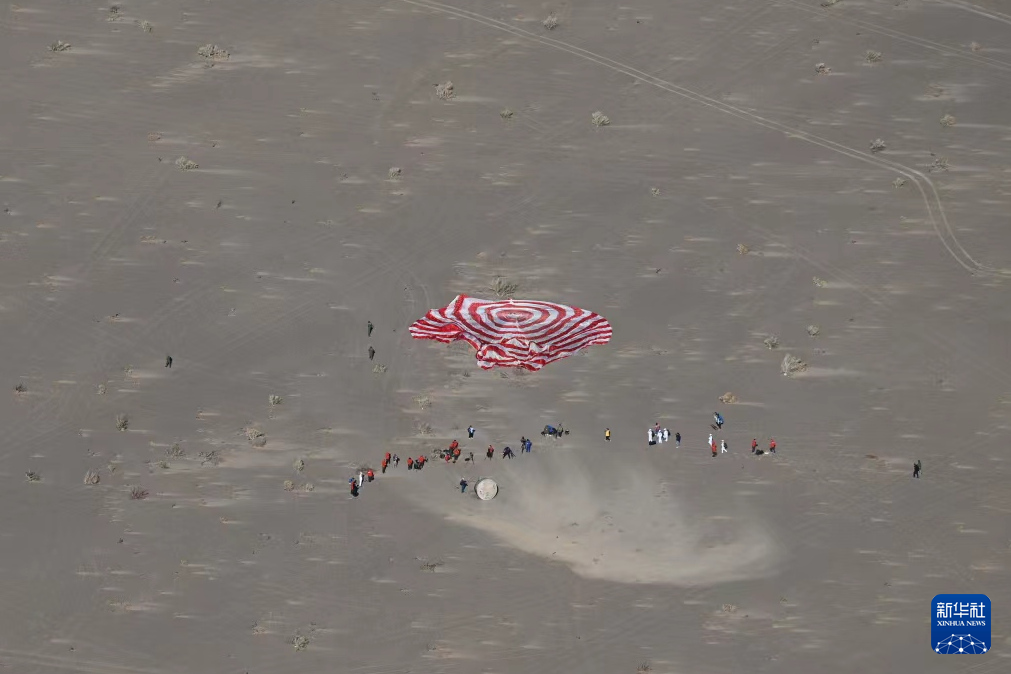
503, 446, 514, 459
675, 431, 681, 448
486, 446, 494, 460
368, 346, 375, 361
467, 425, 476, 438
913, 460, 922, 478
165, 355, 173, 368
460, 479, 468, 493
368, 321, 374, 336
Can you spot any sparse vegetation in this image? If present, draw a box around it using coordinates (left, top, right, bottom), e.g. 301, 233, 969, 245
637, 661, 652, 673
806, 324, 821, 337
490, 276, 519, 298
419, 559, 443, 572
591, 111, 610, 127
14, 382, 26, 394
970, 41, 982, 52
435, 81, 454, 100
719, 392, 738, 404
869, 138, 886, 153
388, 167, 402, 180
500, 108, 514, 119
294, 459, 305, 472
414, 395, 432, 410
139, 21, 153, 33
301, 483, 314, 492
245, 428, 267, 447
167, 443, 185, 458
543, 14, 559, 30
197, 44, 229, 60
25, 471, 41, 482
939, 114, 956, 127
292, 634, 309, 651
97, 383, 107, 395
929, 156, 949, 173
650, 187, 660, 197
812, 277, 827, 287
763, 335, 780, 350
892, 177, 906, 188
737, 243, 750, 255
415, 421, 433, 435
283, 480, 295, 492
268, 394, 282, 406
820, 0, 840, 6
372, 363, 387, 374
116, 414, 129, 431
864, 50, 882, 63
815, 63, 831, 74
48, 41, 72, 52
722, 603, 738, 613
781, 353, 808, 377
927, 83, 946, 98
174, 157, 198, 170
83, 470, 100, 485
129, 486, 149, 500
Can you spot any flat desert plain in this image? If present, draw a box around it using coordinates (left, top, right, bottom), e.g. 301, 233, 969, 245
2, 0, 1011, 672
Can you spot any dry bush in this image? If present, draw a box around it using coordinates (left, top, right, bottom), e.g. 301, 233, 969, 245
781, 353, 807, 377
637, 661, 652, 673
48, 41, 72, 52
590, 111, 610, 127
970, 41, 982, 52
892, 177, 906, 188
419, 559, 443, 572
197, 44, 229, 59
292, 634, 309, 651
928, 156, 949, 173
763, 335, 780, 350
939, 114, 956, 127
722, 603, 738, 613
245, 428, 266, 447
166, 443, 185, 458
820, 0, 840, 6
14, 382, 26, 394
283, 480, 295, 492
500, 108, 514, 119
490, 277, 519, 298
414, 395, 432, 410
372, 363, 387, 374
129, 486, 149, 500
736, 243, 750, 255
268, 394, 282, 406
806, 324, 821, 337
25, 471, 41, 482
174, 157, 198, 170
869, 138, 886, 153
543, 14, 559, 30
719, 392, 738, 404
97, 383, 107, 395
864, 50, 882, 63
116, 414, 129, 431
301, 482, 314, 492
388, 167, 402, 180
812, 277, 826, 287
108, 5, 120, 18
814, 63, 831, 74
415, 420, 433, 435
83, 470, 100, 485
650, 187, 660, 197
139, 21, 153, 33
293, 458, 305, 472
435, 81, 454, 100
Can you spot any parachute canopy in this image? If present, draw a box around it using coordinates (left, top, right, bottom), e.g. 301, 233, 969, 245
409, 295, 612, 371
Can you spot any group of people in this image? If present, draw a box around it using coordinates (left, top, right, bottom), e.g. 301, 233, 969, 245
628, 411, 779, 460
646, 424, 679, 446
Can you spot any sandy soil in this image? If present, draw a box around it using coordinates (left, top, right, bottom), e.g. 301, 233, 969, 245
2, 0, 1011, 672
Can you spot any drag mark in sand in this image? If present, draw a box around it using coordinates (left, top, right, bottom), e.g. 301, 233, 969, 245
400, 0, 1010, 279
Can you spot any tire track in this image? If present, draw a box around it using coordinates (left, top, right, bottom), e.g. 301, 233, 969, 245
401, 0, 1010, 280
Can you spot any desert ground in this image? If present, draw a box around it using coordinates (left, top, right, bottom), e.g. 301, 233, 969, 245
2, 0, 1011, 672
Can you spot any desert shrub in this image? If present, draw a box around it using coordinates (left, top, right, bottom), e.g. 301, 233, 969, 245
781, 353, 807, 376
591, 111, 610, 127
129, 486, 149, 500
83, 470, 100, 485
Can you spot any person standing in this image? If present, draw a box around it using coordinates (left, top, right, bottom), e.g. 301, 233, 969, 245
721, 439, 728, 454
648, 428, 654, 445
714, 412, 724, 429
656, 429, 664, 445
368, 346, 375, 361
393, 454, 400, 468
524, 438, 532, 453
708, 433, 713, 448
406, 456, 414, 470
769, 438, 776, 453
467, 425, 476, 438
711, 441, 718, 458
381, 460, 387, 474
913, 460, 922, 478
663, 428, 670, 444
367, 320, 374, 337
165, 355, 173, 368
366, 468, 375, 482
460, 478, 468, 493
486, 445, 494, 460
675, 431, 681, 448
605, 428, 611, 442
751, 438, 758, 454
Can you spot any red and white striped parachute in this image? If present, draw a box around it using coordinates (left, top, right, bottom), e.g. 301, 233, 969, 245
409, 295, 612, 371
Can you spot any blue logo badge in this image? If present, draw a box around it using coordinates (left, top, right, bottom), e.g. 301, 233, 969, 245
931, 594, 990, 654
